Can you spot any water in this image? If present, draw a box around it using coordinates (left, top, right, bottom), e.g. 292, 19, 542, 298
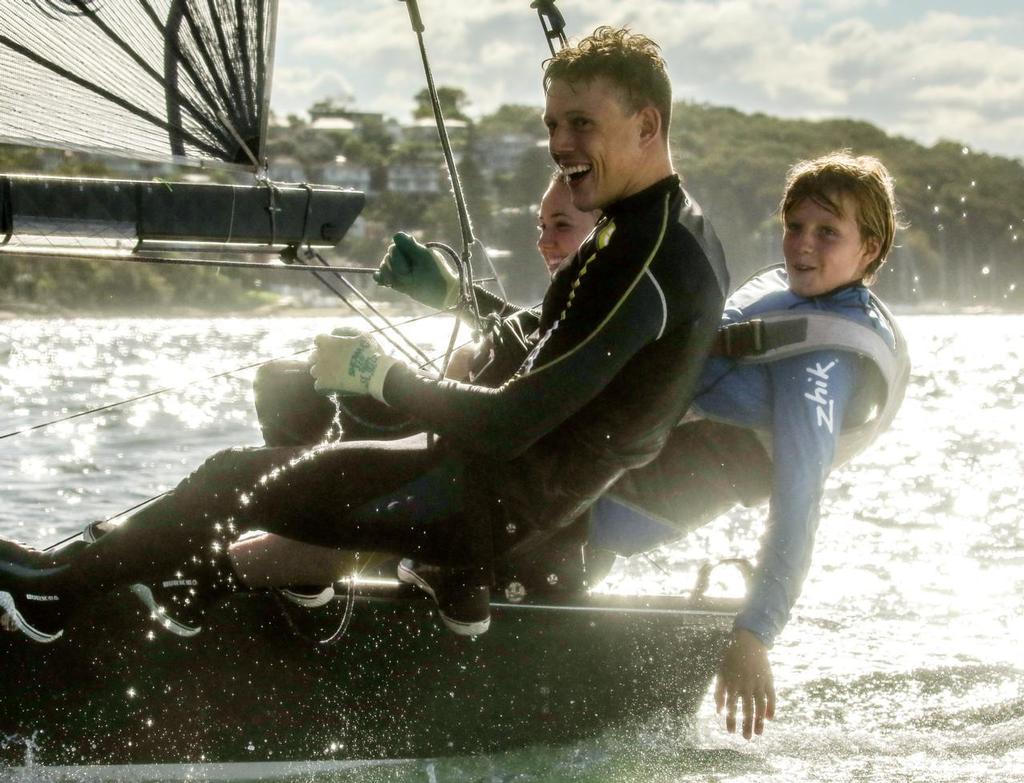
1, 313, 1022, 782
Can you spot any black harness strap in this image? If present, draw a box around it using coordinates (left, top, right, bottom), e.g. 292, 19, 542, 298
711, 317, 809, 359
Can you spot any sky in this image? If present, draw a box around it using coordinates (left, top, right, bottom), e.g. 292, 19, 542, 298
271, 0, 1024, 161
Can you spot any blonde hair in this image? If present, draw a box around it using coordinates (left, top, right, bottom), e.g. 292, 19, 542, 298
543, 26, 672, 138
780, 151, 902, 284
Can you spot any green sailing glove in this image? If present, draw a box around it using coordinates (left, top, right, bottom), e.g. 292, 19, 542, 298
309, 331, 399, 403
373, 232, 460, 310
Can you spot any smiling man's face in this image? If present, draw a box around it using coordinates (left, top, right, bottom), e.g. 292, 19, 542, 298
543, 76, 647, 212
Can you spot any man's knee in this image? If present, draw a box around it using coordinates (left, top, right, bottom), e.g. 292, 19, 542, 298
254, 359, 312, 405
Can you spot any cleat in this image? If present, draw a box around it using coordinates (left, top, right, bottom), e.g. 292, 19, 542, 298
276, 584, 335, 608
397, 559, 490, 636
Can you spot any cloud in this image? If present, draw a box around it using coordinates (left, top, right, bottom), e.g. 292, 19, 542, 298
270, 1, 1024, 159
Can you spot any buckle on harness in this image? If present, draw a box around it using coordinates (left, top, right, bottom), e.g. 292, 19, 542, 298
719, 318, 765, 357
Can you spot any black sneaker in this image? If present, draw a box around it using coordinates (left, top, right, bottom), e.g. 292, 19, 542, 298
0, 588, 72, 644
131, 557, 236, 638
276, 584, 335, 608
396, 559, 490, 636
76, 524, 228, 637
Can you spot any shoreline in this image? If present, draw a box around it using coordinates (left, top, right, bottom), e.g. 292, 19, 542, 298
0, 301, 437, 321
2, 302, 1020, 319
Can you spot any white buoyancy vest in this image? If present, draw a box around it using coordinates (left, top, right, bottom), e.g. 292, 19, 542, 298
710, 268, 910, 467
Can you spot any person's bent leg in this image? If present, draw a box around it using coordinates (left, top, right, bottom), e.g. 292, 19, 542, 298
228, 533, 392, 588
67, 434, 479, 590
254, 359, 339, 446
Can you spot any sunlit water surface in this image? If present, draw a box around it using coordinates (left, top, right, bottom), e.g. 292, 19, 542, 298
1, 314, 1021, 783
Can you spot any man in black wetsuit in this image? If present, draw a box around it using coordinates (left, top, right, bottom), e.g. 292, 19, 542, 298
0, 26, 727, 643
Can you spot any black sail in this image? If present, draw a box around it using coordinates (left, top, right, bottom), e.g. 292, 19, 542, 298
0, 0, 276, 168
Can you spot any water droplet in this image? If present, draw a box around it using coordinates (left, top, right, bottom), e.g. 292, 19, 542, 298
981, 267, 990, 276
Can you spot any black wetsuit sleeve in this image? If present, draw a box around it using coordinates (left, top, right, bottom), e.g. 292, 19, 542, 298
383, 290, 665, 456
381, 192, 719, 458
470, 285, 540, 332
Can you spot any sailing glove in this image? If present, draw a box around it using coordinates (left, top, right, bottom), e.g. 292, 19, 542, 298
309, 332, 399, 403
374, 232, 460, 310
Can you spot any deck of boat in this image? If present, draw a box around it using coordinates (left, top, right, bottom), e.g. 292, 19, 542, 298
0, 581, 737, 766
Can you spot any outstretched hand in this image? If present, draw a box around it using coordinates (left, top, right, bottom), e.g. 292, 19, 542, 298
374, 232, 460, 310
714, 627, 776, 739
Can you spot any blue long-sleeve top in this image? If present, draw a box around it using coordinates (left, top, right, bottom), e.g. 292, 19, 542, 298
594, 270, 896, 646
698, 274, 895, 646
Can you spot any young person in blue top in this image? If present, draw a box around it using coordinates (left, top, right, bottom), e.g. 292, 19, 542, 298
0, 27, 727, 650
586, 151, 909, 739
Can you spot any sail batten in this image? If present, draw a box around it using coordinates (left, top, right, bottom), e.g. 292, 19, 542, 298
0, 0, 276, 169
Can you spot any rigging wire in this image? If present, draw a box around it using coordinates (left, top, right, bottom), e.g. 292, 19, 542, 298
291, 245, 441, 372
0, 307, 470, 445
0, 248, 379, 276
43, 493, 170, 553
0, 349, 306, 443
27, 327, 478, 554
399, 0, 484, 334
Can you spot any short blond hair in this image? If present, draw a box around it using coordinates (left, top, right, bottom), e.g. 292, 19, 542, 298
780, 151, 901, 284
543, 26, 672, 138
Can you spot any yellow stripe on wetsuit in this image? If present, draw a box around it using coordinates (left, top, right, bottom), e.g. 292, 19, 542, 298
520, 192, 671, 380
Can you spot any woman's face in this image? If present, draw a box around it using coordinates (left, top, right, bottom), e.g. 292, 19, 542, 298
537, 180, 598, 276
783, 195, 880, 297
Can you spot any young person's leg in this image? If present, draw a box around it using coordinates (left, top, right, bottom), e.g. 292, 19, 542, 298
592, 419, 772, 554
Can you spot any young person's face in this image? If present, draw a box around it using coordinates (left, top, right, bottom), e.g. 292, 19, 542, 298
537, 181, 598, 275
782, 195, 880, 297
543, 76, 647, 212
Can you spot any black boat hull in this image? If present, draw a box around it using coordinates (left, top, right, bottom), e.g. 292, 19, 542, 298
0, 583, 734, 766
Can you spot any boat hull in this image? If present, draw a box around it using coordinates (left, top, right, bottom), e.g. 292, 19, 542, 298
0, 583, 734, 766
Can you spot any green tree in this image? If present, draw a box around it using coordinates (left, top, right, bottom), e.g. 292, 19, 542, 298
413, 86, 470, 122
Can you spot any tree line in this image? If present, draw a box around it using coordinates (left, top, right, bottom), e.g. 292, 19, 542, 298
2, 92, 1022, 312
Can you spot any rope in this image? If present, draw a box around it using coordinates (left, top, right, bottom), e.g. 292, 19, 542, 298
302, 247, 440, 372
218, 108, 262, 172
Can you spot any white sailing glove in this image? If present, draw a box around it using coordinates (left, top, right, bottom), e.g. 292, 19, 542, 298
309, 332, 399, 403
